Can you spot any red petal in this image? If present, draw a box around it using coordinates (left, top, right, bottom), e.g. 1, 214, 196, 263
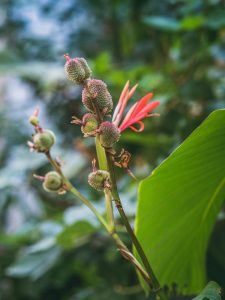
132, 93, 153, 115
129, 121, 145, 132
136, 100, 160, 119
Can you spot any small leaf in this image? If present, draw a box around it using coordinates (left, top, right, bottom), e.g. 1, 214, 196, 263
193, 281, 222, 300
6, 247, 61, 279
26, 237, 56, 254
57, 221, 96, 248
143, 16, 181, 32
181, 15, 205, 30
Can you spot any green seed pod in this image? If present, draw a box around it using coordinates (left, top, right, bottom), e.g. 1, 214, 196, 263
43, 171, 63, 192
81, 113, 98, 135
64, 55, 91, 84
29, 115, 39, 126
33, 130, 55, 152
88, 170, 110, 191
82, 79, 113, 114
99, 121, 120, 148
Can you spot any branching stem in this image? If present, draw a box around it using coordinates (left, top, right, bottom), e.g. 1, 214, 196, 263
45, 151, 154, 288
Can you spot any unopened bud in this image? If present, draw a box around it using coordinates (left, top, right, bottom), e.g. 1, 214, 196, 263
29, 115, 39, 126
99, 121, 120, 148
88, 170, 111, 191
81, 113, 98, 135
43, 171, 63, 192
33, 130, 55, 152
82, 79, 113, 114
64, 54, 91, 84
29, 108, 39, 126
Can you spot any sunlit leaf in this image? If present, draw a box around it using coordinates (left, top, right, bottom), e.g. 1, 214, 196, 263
181, 15, 205, 30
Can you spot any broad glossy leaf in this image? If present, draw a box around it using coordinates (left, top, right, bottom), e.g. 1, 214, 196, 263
135, 109, 225, 294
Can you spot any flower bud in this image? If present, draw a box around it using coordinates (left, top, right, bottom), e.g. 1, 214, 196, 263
33, 130, 55, 152
29, 115, 39, 126
28, 108, 39, 126
99, 121, 120, 148
64, 54, 91, 84
88, 170, 111, 191
81, 113, 98, 135
43, 171, 63, 192
82, 79, 113, 114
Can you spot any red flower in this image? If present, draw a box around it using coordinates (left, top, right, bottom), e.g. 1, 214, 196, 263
112, 81, 160, 132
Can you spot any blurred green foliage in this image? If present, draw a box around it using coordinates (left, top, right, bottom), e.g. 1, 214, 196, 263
0, 0, 225, 299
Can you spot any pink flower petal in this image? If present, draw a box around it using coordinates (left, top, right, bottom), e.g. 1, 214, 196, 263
113, 82, 138, 126
118, 102, 138, 130
128, 84, 138, 98
112, 81, 129, 122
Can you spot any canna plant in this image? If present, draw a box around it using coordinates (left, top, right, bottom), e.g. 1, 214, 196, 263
27, 54, 224, 299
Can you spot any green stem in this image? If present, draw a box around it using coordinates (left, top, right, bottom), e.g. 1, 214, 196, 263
104, 188, 115, 233
95, 135, 107, 170
45, 151, 108, 230
106, 151, 160, 291
93, 140, 160, 292
45, 151, 153, 288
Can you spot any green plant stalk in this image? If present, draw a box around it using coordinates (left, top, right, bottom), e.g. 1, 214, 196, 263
84, 84, 160, 293
45, 151, 108, 229
45, 151, 153, 287
104, 188, 115, 233
107, 151, 161, 291
95, 135, 107, 170
94, 141, 160, 292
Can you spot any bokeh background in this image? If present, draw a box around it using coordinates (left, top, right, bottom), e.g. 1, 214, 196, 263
0, 0, 225, 299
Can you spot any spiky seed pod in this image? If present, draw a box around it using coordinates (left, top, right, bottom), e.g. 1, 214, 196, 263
64, 55, 91, 84
33, 130, 55, 152
81, 113, 98, 135
88, 170, 111, 191
82, 79, 113, 114
99, 121, 120, 148
43, 171, 63, 192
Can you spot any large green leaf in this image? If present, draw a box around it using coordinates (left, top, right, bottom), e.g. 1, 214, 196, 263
135, 109, 225, 294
